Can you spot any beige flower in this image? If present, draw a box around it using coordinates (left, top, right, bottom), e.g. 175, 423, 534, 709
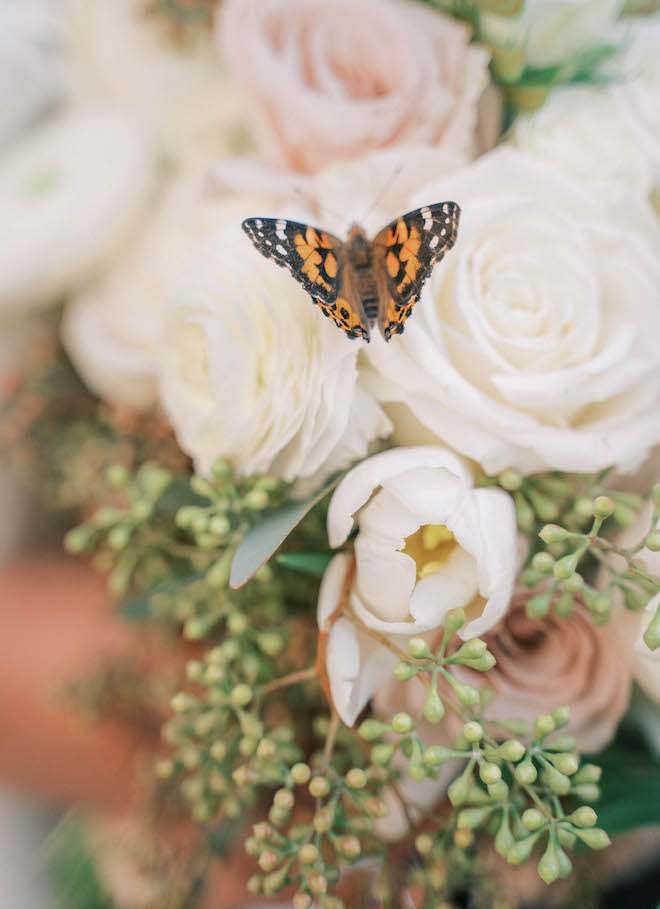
217, 0, 490, 173
376, 591, 635, 766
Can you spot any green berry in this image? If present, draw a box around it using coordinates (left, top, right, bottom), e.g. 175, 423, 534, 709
463, 721, 484, 743
522, 808, 546, 832
592, 496, 615, 519
568, 806, 597, 828
392, 712, 414, 734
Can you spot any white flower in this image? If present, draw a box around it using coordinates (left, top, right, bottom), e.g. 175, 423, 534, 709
0, 0, 66, 148
363, 147, 660, 476
65, 0, 245, 167
510, 84, 656, 197
157, 208, 391, 482
217, 0, 490, 173
0, 107, 153, 313
318, 447, 517, 725
62, 170, 230, 409
608, 12, 660, 186
521, 0, 623, 68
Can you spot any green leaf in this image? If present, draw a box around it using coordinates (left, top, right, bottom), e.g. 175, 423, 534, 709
229, 474, 343, 589
594, 730, 660, 835
276, 551, 335, 575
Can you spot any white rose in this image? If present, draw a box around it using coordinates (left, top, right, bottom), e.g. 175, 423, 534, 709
0, 107, 153, 313
521, 0, 623, 67
363, 147, 660, 476
607, 12, 660, 185
62, 171, 230, 410
510, 84, 656, 197
158, 210, 391, 482
0, 0, 66, 148
318, 447, 517, 726
65, 0, 246, 167
217, 0, 490, 173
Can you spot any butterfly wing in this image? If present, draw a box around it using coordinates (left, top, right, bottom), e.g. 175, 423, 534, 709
242, 217, 343, 306
373, 202, 460, 340
242, 217, 370, 341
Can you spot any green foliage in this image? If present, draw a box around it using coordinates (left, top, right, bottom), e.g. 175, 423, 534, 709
44, 814, 115, 909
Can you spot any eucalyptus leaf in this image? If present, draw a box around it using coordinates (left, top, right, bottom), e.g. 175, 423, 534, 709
277, 551, 335, 576
229, 474, 343, 589
120, 572, 203, 621
595, 734, 660, 835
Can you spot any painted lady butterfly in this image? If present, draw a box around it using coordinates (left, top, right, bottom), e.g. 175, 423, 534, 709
242, 203, 460, 342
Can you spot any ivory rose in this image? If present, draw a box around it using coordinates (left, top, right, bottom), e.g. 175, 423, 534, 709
318, 447, 517, 726
217, 0, 490, 173
363, 147, 660, 476
62, 171, 230, 410
519, 0, 623, 67
0, 107, 153, 313
157, 208, 391, 482
510, 84, 656, 198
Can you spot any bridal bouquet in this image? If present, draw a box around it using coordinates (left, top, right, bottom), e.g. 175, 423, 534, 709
3, 0, 660, 906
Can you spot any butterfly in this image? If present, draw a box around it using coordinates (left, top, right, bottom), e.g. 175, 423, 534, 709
241, 202, 460, 342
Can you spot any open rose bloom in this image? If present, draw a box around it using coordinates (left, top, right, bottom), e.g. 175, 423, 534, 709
318, 447, 517, 725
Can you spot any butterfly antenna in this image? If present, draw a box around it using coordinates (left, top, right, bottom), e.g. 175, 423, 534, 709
358, 163, 403, 224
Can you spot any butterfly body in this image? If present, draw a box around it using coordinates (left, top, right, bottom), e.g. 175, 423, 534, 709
242, 202, 460, 342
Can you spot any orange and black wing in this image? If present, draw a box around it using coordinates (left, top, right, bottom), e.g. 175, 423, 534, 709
373, 202, 460, 341
242, 218, 343, 306
242, 218, 370, 341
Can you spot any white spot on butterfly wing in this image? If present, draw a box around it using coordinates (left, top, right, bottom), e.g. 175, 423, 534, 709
430, 234, 439, 249
276, 219, 287, 240
276, 243, 287, 256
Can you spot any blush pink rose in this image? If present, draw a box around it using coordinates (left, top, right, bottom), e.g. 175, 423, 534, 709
217, 0, 490, 173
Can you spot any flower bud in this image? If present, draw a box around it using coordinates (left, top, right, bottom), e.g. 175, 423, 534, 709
479, 762, 502, 785
273, 788, 294, 810
409, 761, 426, 782
554, 591, 574, 617
547, 752, 579, 776
573, 827, 611, 850
522, 809, 546, 832
464, 652, 497, 672
447, 770, 472, 806
573, 763, 601, 784
372, 743, 396, 766
408, 637, 432, 658
498, 469, 523, 491
539, 524, 570, 544
457, 806, 493, 830
537, 840, 560, 885
290, 763, 311, 785
541, 765, 571, 795
498, 739, 525, 762
415, 833, 434, 855
309, 776, 330, 798
516, 497, 535, 532
532, 552, 555, 574
230, 684, 253, 707
643, 602, 660, 651
553, 551, 582, 581
568, 806, 597, 828
346, 768, 367, 789
394, 661, 419, 681
299, 843, 319, 864
423, 745, 454, 766
514, 760, 537, 785
454, 828, 474, 848
645, 531, 660, 552
293, 892, 313, 909
257, 849, 279, 872
533, 713, 556, 741
171, 692, 198, 713
526, 591, 551, 619
592, 496, 615, 519
494, 815, 515, 858
571, 783, 601, 801
392, 712, 414, 734
247, 875, 263, 895
557, 827, 577, 850
507, 833, 540, 864
563, 572, 584, 593
313, 805, 334, 833
463, 721, 484, 743
454, 639, 488, 661
450, 680, 480, 706
423, 686, 445, 723
358, 719, 391, 741
339, 836, 361, 859
551, 706, 571, 728
444, 608, 466, 637
488, 780, 509, 801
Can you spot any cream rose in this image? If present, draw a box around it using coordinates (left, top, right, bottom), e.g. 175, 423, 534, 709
608, 12, 660, 186
318, 447, 517, 726
0, 107, 153, 313
62, 171, 230, 410
217, 0, 490, 173
363, 147, 660, 476
375, 593, 635, 761
0, 0, 65, 148
65, 0, 245, 167
157, 209, 391, 482
510, 84, 656, 197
